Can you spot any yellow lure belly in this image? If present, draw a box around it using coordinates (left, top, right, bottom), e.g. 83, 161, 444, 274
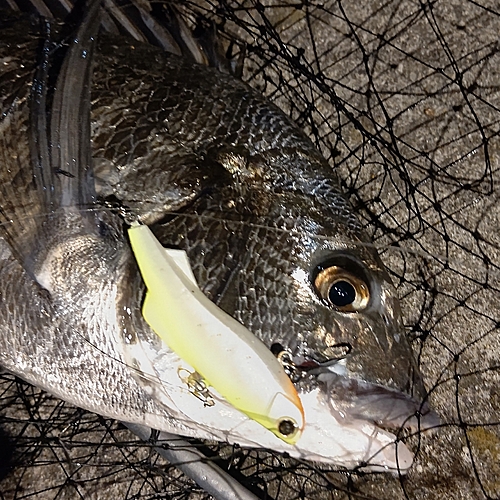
128, 223, 304, 444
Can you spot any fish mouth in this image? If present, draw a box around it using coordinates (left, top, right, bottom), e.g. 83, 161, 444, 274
315, 371, 440, 433
274, 345, 439, 433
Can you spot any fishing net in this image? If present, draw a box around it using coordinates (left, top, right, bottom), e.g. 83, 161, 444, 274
1, 0, 499, 498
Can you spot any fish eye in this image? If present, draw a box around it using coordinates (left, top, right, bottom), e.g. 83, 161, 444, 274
313, 265, 370, 312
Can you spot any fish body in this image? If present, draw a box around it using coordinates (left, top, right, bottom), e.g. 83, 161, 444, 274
0, 8, 437, 472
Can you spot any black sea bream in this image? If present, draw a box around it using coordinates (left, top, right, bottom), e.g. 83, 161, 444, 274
0, 2, 437, 473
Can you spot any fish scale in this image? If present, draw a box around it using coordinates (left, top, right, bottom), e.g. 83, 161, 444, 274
91, 31, 350, 223
153, 189, 410, 388
0, 11, 181, 437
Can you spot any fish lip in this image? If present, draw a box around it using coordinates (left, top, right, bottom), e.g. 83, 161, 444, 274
315, 371, 440, 433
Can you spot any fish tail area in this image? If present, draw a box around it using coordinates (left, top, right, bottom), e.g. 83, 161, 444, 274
0, 1, 101, 275
0, 0, 242, 76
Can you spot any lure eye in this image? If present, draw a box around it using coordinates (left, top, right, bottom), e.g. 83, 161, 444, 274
313, 266, 370, 312
278, 418, 298, 438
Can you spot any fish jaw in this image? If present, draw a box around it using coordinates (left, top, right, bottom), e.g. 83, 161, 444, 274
317, 371, 440, 432
294, 389, 414, 472
125, 337, 414, 472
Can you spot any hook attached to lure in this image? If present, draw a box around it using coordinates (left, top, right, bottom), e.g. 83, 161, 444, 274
128, 223, 305, 444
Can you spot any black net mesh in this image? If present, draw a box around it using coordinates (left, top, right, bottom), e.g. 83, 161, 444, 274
1, 0, 500, 499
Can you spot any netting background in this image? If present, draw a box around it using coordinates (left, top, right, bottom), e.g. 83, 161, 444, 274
1, 0, 500, 498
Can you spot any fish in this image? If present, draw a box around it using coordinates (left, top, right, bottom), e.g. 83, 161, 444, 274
0, 0, 438, 480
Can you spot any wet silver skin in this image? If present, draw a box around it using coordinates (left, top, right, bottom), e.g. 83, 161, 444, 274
0, 3, 436, 466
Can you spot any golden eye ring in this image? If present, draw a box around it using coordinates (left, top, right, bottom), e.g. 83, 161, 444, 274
313, 266, 370, 312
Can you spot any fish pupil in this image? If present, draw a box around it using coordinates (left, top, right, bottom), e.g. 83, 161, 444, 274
329, 281, 356, 307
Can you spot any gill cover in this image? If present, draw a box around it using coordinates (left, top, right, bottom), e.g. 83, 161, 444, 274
128, 223, 304, 444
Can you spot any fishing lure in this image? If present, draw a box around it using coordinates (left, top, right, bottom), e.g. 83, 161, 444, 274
128, 223, 305, 444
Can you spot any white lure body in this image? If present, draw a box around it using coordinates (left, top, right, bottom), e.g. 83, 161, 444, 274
128, 223, 304, 443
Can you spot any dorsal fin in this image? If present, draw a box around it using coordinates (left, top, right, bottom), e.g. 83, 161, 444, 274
1, 0, 243, 76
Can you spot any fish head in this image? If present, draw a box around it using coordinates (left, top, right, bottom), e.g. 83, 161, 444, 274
159, 176, 438, 437
287, 224, 435, 432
